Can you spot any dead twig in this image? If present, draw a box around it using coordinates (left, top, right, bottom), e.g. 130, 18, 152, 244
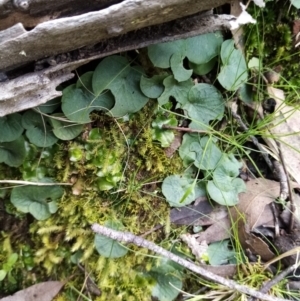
91, 223, 289, 301
0, 180, 72, 186
273, 161, 289, 202
162, 125, 208, 134
275, 140, 295, 233
249, 262, 300, 301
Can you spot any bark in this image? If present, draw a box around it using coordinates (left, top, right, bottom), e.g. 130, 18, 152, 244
0, 0, 231, 71
0, 0, 233, 116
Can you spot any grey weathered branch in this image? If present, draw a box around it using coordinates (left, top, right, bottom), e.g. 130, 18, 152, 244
0, 0, 231, 71
91, 224, 289, 301
0, 13, 233, 116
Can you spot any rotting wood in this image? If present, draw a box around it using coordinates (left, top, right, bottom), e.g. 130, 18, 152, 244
0, 0, 231, 71
0, 0, 122, 30
0, 13, 233, 117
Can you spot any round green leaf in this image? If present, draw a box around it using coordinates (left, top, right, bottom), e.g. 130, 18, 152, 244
0, 136, 26, 167
50, 113, 83, 140
92, 56, 149, 117
178, 133, 199, 166
189, 57, 217, 76
150, 261, 183, 301
183, 83, 224, 130
76, 71, 94, 91
61, 84, 114, 123
148, 40, 185, 68
207, 240, 237, 265
94, 221, 128, 258
26, 127, 58, 147
212, 154, 243, 192
207, 181, 239, 206
22, 110, 58, 147
158, 75, 193, 106
0, 113, 23, 142
217, 39, 248, 91
162, 175, 206, 207
170, 53, 193, 82
10, 180, 64, 220
140, 74, 167, 99
36, 98, 61, 114
186, 32, 223, 64
191, 137, 222, 171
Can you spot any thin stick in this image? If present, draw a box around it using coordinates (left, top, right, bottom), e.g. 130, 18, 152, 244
259, 263, 299, 294
229, 109, 274, 171
273, 161, 289, 201
91, 224, 289, 301
275, 141, 295, 232
162, 125, 208, 134
0, 180, 72, 186
249, 262, 300, 301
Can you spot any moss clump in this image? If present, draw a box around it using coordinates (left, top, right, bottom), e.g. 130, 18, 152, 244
0, 100, 185, 300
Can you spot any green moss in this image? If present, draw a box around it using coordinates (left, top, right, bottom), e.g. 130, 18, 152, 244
0, 100, 186, 299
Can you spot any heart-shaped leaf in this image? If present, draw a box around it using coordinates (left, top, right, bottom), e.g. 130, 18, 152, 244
212, 154, 243, 191
148, 33, 223, 68
0, 136, 26, 167
22, 110, 58, 147
217, 39, 248, 91
10, 179, 64, 220
178, 133, 199, 166
158, 75, 193, 106
207, 240, 237, 265
0, 113, 23, 142
94, 220, 128, 258
189, 57, 217, 76
150, 262, 183, 301
183, 83, 224, 130
207, 179, 245, 206
162, 175, 206, 207
62, 84, 114, 124
170, 53, 193, 82
49, 113, 84, 140
92, 56, 148, 117
140, 74, 167, 99
191, 137, 223, 170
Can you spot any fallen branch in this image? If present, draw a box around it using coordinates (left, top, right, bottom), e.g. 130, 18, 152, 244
162, 125, 208, 134
1, 13, 233, 116
91, 223, 290, 301
0, 180, 72, 186
251, 263, 300, 301
0, 0, 231, 71
275, 140, 295, 233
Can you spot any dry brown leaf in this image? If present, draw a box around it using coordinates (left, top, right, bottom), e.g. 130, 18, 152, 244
170, 198, 212, 225
195, 217, 231, 244
265, 86, 300, 185
164, 131, 183, 158
0, 281, 65, 301
230, 178, 280, 261
198, 263, 237, 278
